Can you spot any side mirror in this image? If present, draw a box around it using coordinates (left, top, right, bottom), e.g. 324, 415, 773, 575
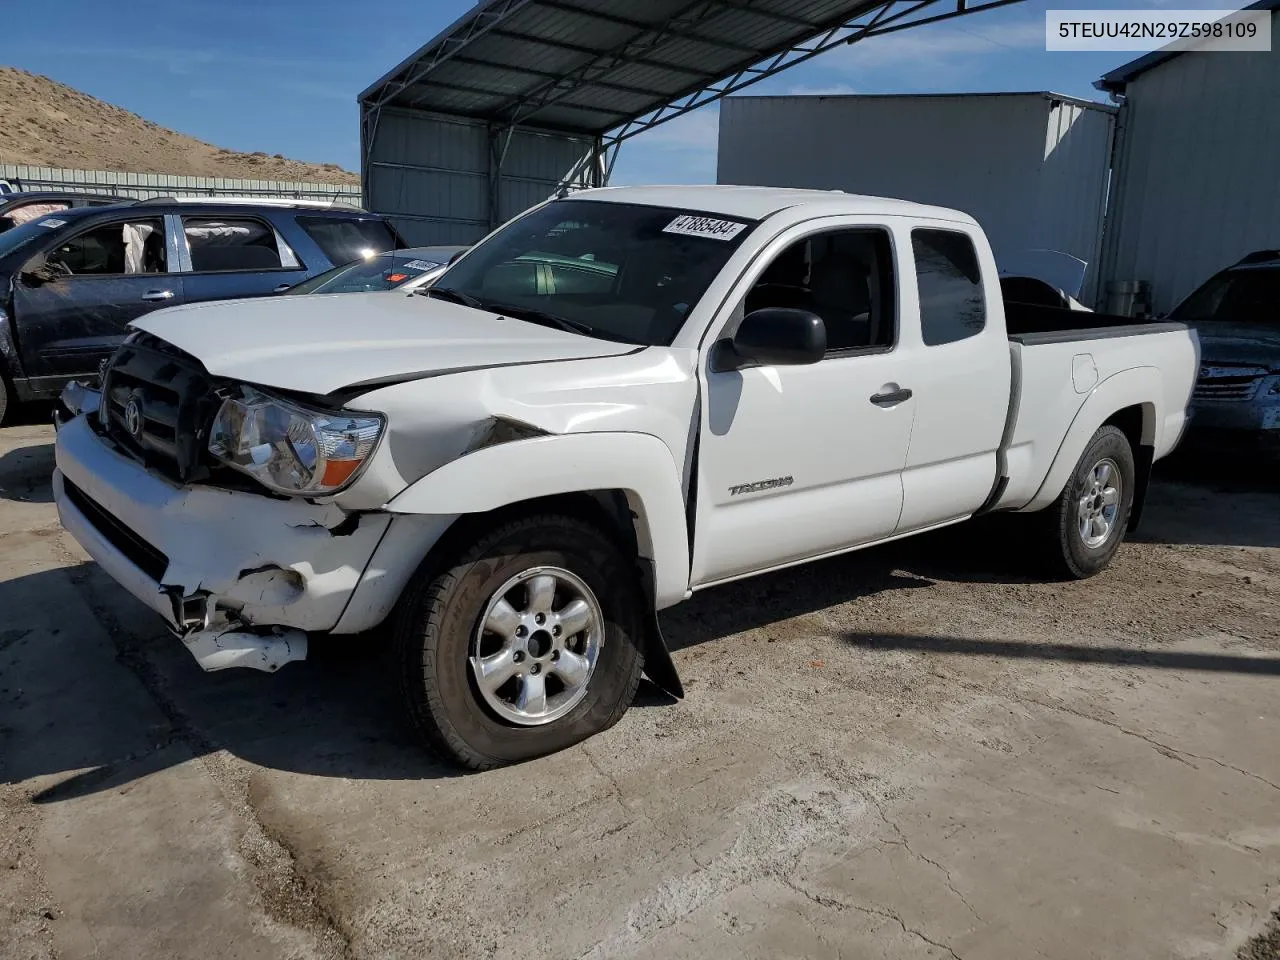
719, 308, 826, 369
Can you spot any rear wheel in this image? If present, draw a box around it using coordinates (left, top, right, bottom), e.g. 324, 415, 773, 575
1037, 425, 1136, 579
393, 513, 645, 769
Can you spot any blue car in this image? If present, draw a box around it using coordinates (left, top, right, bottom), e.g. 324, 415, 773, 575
0, 197, 404, 422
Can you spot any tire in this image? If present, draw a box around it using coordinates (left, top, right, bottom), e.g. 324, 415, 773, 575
392, 513, 645, 770
1037, 425, 1136, 579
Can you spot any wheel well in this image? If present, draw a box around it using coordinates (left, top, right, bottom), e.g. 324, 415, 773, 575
1103, 404, 1148, 450
1103, 404, 1155, 531
420, 490, 647, 581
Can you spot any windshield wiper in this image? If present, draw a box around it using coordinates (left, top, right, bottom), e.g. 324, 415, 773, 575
484, 301, 640, 344
419, 286, 485, 309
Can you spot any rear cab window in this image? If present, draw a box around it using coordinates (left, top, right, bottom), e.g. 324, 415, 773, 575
912, 229, 986, 346
183, 217, 295, 272
297, 216, 401, 266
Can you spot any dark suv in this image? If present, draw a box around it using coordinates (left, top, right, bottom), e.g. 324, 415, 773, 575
1168, 250, 1280, 445
0, 198, 403, 421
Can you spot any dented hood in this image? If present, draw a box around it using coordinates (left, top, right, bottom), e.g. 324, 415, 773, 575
130, 291, 638, 396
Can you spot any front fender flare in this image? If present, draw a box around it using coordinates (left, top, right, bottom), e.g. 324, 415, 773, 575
385, 432, 691, 698
386, 432, 690, 605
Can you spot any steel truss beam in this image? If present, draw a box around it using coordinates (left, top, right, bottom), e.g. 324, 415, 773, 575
556, 0, 1027, 187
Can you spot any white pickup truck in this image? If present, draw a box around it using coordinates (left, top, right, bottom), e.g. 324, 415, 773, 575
52, 186, 1198, 768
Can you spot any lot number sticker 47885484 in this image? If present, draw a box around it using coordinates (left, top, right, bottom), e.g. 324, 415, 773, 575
663, 215, 747, 240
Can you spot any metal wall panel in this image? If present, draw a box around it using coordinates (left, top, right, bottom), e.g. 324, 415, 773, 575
718, 94, 1114, 287
362, 107, 597, 245
1099, 13, 1280, 313
0, 164, 360, 202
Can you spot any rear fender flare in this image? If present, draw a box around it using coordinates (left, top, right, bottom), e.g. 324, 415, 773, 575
1018, 366, 1160, 514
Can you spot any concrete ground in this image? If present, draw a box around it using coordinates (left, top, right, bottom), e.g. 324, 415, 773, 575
2, 418, 1279, 960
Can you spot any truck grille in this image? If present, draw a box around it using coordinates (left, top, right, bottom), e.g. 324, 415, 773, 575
1193, 376, 1263, 402
100, 333, 221, 483
62, 478, 169, 582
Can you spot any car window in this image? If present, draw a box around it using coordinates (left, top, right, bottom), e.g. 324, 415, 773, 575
743, 228, 896, 353
286, 253, 445, 295
0, 217, 64, 258
8, 201, 70, 226
912, 229, 986, 346
1171, 268, 1280, 327
297, 216, 400, 265
184, 217, 284, 272
437, 200, 755, 346
47, 218, 168, 276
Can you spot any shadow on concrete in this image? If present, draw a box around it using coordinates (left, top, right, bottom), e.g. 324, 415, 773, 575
0, 441, 55, 503
842, 631, 1280, 675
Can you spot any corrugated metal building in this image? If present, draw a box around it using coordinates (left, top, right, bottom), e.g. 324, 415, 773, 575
359, 109, 597, 245
717, 93, 1116, 296
1096, 3, 1280, 314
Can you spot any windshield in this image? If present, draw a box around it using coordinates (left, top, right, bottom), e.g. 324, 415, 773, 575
1170, 267, 1280, 327
286, 252, 446, 295
0, 216, 65, 263
432, 199, 756, 346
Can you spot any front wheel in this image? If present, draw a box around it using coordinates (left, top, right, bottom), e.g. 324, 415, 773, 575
393, 513, 645, 769
1037, 424, 1136, 579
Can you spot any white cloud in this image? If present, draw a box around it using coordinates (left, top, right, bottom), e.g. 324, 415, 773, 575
785, 83, 858, 96
830, 19, 1045, 70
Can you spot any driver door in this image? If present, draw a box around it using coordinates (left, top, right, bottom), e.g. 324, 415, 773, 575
14, 215, 183, 380
691, 220, 921, 586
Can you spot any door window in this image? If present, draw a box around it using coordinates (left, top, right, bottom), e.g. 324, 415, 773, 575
183, 217, 286, 272
743, 228, 896, 353
912, 229, 986, 346
46, 218, 168, 276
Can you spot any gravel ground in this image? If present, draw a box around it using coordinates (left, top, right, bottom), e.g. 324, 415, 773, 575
2, 419, 1279, 960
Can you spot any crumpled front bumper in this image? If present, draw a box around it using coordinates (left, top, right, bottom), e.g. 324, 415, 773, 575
53, 414, 393, 668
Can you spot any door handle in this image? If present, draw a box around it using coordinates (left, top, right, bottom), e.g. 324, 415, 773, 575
870, 387, 913, 407
141, 290, 175, 302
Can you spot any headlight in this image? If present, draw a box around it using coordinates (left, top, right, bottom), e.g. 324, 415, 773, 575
208, 387, 384, 496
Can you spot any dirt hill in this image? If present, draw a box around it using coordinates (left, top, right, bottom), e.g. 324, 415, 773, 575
0, 66, 358, 185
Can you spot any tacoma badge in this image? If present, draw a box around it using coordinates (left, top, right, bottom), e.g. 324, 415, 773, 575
729, 476, 794, 496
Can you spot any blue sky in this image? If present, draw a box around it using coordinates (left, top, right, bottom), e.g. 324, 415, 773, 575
2, 0, 1209, 185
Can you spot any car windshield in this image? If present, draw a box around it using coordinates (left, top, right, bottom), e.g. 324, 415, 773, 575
0, 216, 66, 262
429, 199, 756, 346
1170, 267, 1280, 328
286, 252, 446, 295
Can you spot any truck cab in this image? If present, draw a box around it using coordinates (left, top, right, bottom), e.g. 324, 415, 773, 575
51, 186, 1198, 768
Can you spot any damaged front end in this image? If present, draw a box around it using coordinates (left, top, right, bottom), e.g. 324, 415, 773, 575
171, 592, 308, 673
54, 413, 393, 674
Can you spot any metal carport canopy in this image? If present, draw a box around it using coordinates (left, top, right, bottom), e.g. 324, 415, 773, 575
358, 0, 1026, 236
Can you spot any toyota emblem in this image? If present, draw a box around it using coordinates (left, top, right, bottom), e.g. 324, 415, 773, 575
123, 397, 144, 438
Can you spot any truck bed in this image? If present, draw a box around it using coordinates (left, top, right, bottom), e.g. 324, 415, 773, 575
1003, 299, 1186, 344
993, 305, 1199, 513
